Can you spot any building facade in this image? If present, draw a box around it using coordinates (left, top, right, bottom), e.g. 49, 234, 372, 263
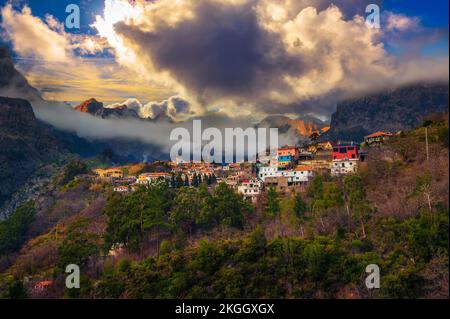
364, 131, 393, 147
138, 172, 172, 185
331, 159, 359, 176
238, 179, 263, 200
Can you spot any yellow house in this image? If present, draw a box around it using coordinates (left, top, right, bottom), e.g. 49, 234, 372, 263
317, 141, 333, 150
138, 172, 172, 185
307, 145, 318, 153
94, 168, 124, 179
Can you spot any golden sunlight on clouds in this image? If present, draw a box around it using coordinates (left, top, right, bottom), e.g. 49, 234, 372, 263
1, 1, 173, 104
18, 58, 174, 103
1, 0, 448, 118
1, 4, 69, 62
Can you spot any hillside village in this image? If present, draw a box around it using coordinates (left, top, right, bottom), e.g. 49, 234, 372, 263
93, 130, 395, 202
0, 115, 448, 300
0, 0, 448, 303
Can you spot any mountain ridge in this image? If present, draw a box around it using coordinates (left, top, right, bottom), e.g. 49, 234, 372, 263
326, 82, 449, 142
0, 97, 64, 210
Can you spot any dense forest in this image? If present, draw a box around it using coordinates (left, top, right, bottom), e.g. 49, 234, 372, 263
0, 115, 448, 299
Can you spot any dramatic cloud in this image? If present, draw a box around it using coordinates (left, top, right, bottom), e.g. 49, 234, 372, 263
1, 0, 448, 120
106, 96, 193, 120
1, 4, 70, 62
0, 3, 174, 103
91, 0, 448, 117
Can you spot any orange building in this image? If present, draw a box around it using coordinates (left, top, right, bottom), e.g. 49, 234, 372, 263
277, 147, 299, 160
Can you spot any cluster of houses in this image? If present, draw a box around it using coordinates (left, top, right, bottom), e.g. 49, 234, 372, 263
92, 130, 394, 201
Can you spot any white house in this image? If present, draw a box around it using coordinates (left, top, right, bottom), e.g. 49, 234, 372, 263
258, 166, 279, 181
113, 186, 129, 192
238, 179, 263, 199
331, 159, 358, 176
258, 165, 314, 185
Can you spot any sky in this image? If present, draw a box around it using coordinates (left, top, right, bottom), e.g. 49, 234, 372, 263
0, 0, 448, 121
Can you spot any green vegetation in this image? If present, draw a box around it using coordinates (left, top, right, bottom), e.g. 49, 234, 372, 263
54, 159, 88, 187
0, 116, 448, 299
103, 183, 252, 255
0, 201, 35, 255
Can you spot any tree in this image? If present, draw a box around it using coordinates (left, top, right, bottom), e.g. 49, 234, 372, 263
415, 174, 433, 213
175, 173, 184, 188
104, 185, 173, 254
55, 159, 88, 186
310, 181, 343, 232
238, 225, 267, 262
0, 201, 35, 255
8, 280, 27, 299
209, 183, 251, 229
294, 194, 308, 220
308, 175, 324, 200
57, 217, 99, 272
344, 175, 374, 238
139, 185, 173, 257
265, 187, 280, 218
170, 174, 176, 188
169, 187, 202, 235
294, 194, 308, 237
303, 241, 328, 281
191, 173, 199, 187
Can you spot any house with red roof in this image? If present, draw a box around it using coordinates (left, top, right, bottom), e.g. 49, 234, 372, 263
364, 131, 393, 147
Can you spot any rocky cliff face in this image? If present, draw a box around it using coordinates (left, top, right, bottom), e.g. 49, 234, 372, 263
0, 48, 42, 102
258, 115, 327, 134
0, 97, 63, 208
257, 114, 329, 144
327, 83, 449, 142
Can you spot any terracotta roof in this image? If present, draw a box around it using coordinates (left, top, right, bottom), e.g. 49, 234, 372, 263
294, 165, 313, 171
278, 146, 297, 151
35, 280, 53, 287
365, 131, 392, 138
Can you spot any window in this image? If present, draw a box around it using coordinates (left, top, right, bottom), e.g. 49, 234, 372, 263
340, 148, 347, 153
348, 147, 355, 151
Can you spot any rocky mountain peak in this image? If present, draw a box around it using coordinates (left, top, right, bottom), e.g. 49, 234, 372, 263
74, 98, 104, 114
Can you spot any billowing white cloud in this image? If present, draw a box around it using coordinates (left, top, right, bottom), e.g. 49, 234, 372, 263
386, 12, 421, 32
106, 96, 193, 120
1, 4, 110, 60
91, 0, 448, 117
0, 3, 173, 103
1, 0, 448, 120
1, 4, 70, 62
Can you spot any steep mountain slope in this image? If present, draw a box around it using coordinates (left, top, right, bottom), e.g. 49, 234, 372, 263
327, 83, 449, 141
0, 49, 42, 102
0, 97, 64, 209
0, 49, 161, 164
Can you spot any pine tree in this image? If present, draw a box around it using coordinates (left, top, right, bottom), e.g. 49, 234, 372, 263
265, 187, 280, 218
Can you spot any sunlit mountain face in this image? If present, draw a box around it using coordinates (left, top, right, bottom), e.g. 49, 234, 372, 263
0, 0, 448, 122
